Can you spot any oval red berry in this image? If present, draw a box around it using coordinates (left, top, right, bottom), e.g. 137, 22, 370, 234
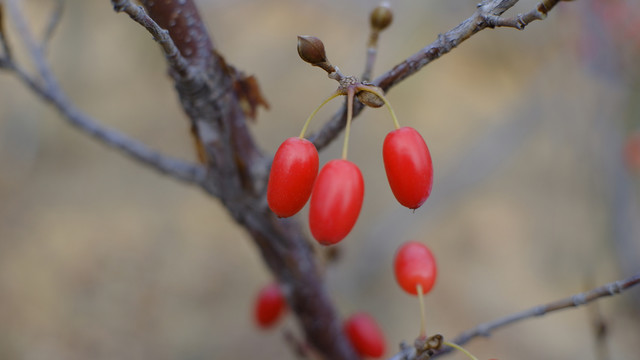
383, 127, 433, 209
394, 241, 437, 296
344, 312, 386, 358
254, 282, 287, 328
309, 159, 364, 245
267, 137, 319, 218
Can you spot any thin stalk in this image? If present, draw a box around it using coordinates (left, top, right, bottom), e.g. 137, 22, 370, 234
442, 341, 479, 360
299, 91, 343, 138
342, 86, 356, 160
417, 284, 426, 337
356, 85, 400, 129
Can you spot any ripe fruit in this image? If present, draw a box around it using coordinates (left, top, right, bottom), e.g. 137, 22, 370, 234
254, 282, 287, 328
309, 159, 364, 245
394, 241, 437, 295
383, 127, 433, 209
624, 131, 640, 172
267, 137, 319, 218
344, 312, 386, 358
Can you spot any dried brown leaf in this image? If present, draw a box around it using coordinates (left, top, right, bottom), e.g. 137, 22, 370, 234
233, 74, 270, 121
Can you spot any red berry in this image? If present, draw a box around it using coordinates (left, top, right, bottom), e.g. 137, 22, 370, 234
624, 131, 640, 172
383, 127, 433, 209
267, 137, 319, 218
344, 312, 386, 358
309, 159, 364, 245
254, 282, 287, 328
394, 241, 437, 296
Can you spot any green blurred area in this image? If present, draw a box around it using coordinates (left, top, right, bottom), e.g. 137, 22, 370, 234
1, 0, 639, 359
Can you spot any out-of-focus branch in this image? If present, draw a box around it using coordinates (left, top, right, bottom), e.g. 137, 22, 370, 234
41, 0, 64, 52
1, 0, 206, 184
310, 0, 565, 151
362, 2, 392, 82
387, 272, 640, 360
0, 3, 10, 61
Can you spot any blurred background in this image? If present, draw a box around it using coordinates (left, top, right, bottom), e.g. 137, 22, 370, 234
1, 0, 639, 359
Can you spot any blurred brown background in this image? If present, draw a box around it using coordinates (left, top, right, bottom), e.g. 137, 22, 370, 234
1, 0, 639, 359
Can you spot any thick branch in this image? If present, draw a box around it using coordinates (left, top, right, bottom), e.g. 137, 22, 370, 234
113, 2, 360, 359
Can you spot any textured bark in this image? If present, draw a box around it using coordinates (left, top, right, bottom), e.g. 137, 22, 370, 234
138, 1, 360, 359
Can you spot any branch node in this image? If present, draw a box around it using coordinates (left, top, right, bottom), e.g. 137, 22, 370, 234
476, 324, 491, 337
437, 33, 453, 52
571, 293, 588, 307
606, 281, 623, 295
515, 14, 527, 30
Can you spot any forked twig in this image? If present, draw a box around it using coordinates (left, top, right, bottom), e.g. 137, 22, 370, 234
111, 0, 200, 81
310, 0, 565, 151
1, 0, 206, 184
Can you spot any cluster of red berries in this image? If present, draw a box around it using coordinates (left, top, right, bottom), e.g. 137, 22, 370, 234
257, 32, 492, 360
267, 85, 433, 246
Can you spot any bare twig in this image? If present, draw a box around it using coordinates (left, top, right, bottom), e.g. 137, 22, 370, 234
0, 3, 10, 61
2, 0, 206, 184
483, 0, 560, 30
111, 0, 199, 81
386, 272, 640, 360
6, 0, 56, 91
41, 0, 64, 52
362, 3, 392, 82
310, 0, 564, 151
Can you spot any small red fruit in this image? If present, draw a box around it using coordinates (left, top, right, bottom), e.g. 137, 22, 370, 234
394, 241, 437, 296
383, 127, 433, 209
344, 312, 386, 358
309, 159, 364, 245
254, 282, 287, 328
624, 131, 640, 172
267, 137, 319, 218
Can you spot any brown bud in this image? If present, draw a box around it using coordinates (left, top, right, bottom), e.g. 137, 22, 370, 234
297, 35, 328, 65
357, 86, 385, 108
370, 3, 393, 31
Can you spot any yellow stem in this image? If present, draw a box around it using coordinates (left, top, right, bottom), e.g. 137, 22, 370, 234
342, 86, 356, 160
417, 284, 426, 338
443, 341, 479, 360
356, 85, 401, 129
299, 91, 343, 138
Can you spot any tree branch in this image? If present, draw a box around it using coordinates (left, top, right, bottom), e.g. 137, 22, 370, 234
1, 0, 206, 184
309, 0, 564, 152
112, 0, 200, 81
41, 0, 64, 53
111, 2, 360, 359
388, 272, 640, 360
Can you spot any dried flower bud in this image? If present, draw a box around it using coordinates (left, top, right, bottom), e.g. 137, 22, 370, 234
370, 3, 393, 31
357, 86, 385, 108
297, 35, 328, 65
